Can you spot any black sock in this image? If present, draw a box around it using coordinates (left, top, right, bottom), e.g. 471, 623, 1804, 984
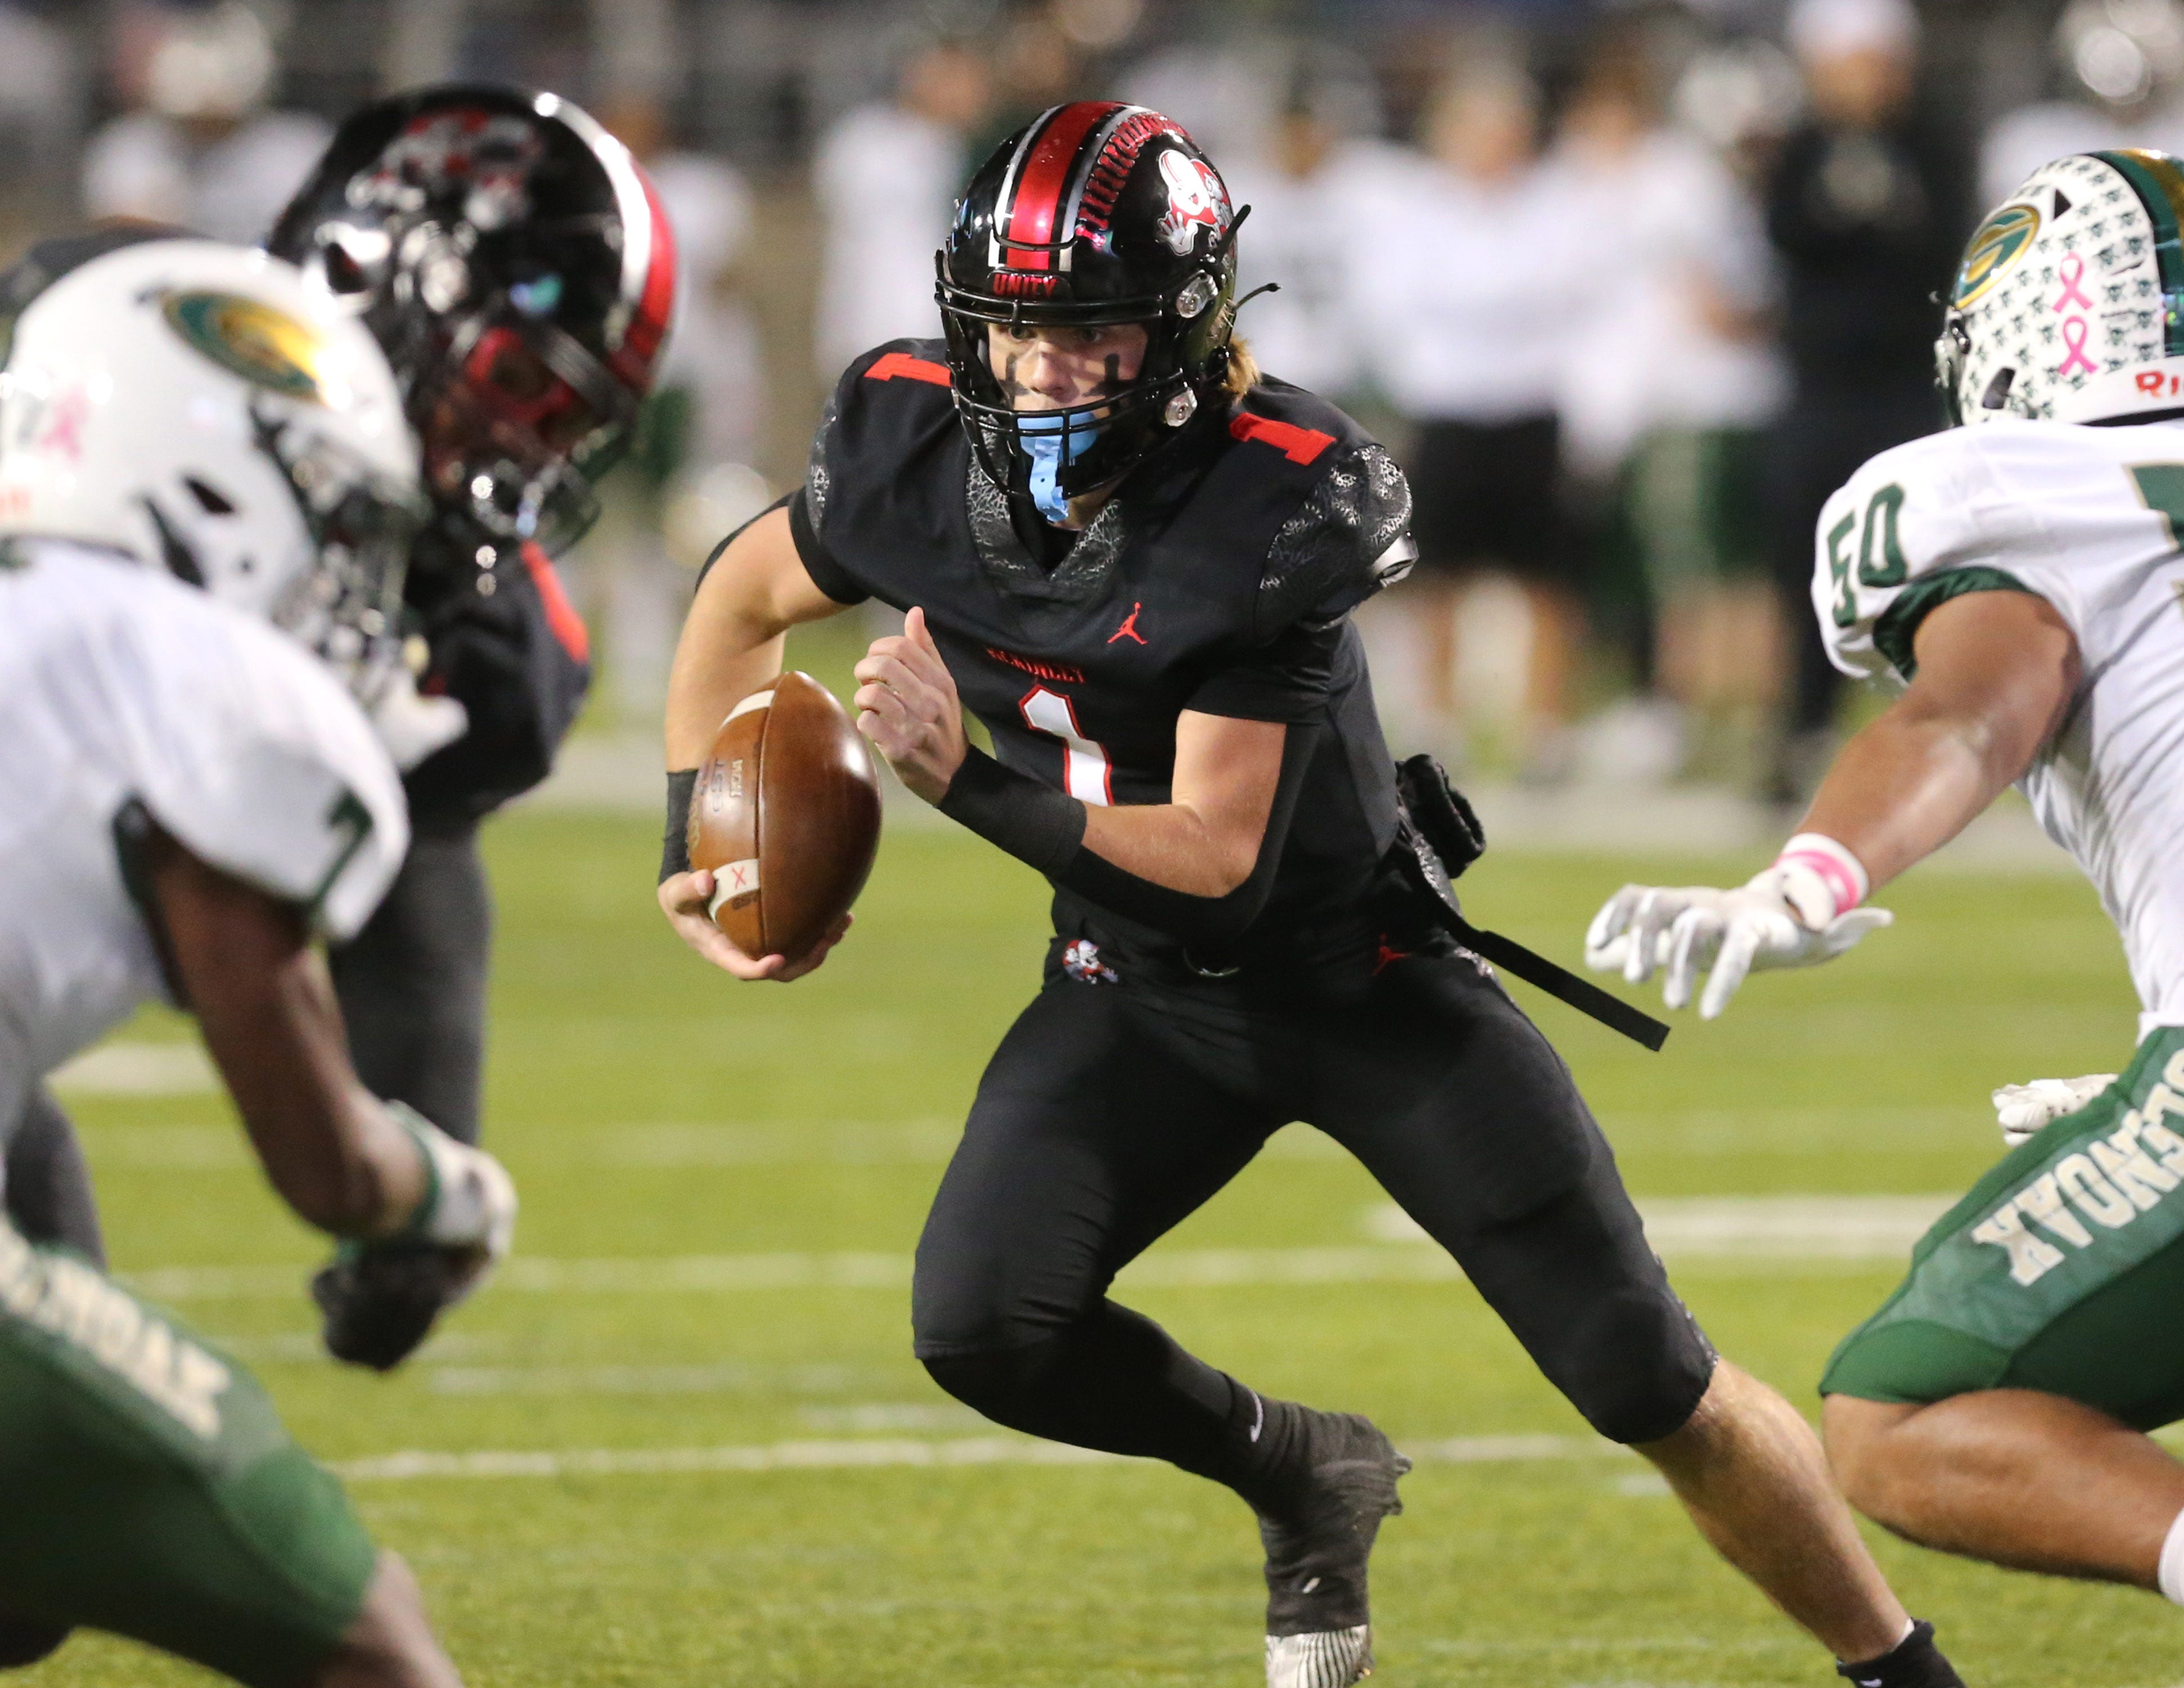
924, 1301, 1235, 1462
1192, 1380, 1318, 1515
1837, 1620, 1963, 1688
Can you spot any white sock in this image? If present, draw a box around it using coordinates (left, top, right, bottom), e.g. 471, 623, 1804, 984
2158, 1506, 2184, 1605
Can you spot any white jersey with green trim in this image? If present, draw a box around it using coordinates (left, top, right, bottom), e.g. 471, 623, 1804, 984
0, 540, 407, 1132
1815, 415, 2184, 1034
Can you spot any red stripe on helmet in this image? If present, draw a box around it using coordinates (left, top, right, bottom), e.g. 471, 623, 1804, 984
610, 167, 677, 390
1003, 101, 1124, 271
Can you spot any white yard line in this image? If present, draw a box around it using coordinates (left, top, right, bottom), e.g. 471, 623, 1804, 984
333, 1431, 1623, 1484
50, 1042, 215, 1097
124, 1196, 1949, 1303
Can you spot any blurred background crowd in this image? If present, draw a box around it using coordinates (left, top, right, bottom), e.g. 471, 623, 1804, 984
5, 0, 2177, 802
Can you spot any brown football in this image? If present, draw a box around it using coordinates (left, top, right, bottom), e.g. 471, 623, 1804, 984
687, 671, 882, 962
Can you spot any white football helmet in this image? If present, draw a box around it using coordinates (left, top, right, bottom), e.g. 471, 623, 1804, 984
1939, 149, 2184, 428
0, 238, 424, 700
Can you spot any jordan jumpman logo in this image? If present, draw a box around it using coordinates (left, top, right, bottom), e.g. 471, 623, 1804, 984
1108, 601, 1147, 645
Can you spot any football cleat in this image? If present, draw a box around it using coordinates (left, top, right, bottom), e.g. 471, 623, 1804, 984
1266, 1627, 1374, 1688
1258, 1410, 1409, 1687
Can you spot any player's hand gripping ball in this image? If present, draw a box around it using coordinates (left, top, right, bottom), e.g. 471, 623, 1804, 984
685, 671, 882, 977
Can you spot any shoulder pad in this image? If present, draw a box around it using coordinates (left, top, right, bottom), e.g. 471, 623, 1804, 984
808, 339, 958, 537
862, 349, 952, 387
1815, 425, 2039, 683
1256, 442, 1415, 640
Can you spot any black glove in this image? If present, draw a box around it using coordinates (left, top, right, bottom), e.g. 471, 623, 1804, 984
311, 1238, 469, 1372
1392, 753, 1485, 880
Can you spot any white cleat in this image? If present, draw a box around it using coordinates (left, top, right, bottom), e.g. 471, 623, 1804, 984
1266, 1625, 1374, 1687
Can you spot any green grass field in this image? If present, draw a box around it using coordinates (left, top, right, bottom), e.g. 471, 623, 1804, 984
20, 807, 2176, 1688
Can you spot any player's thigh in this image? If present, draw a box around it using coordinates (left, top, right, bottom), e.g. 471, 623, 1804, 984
0, 1225, 376, 1686
1306, 952, 1713, 1442
1825, 1029, 2184, 1429
914, 978, 1271, 1354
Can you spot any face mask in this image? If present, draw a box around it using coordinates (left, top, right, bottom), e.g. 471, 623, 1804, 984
1018, 410, 1103, 524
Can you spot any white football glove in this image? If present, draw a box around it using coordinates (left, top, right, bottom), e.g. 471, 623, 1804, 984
366, 666, 469, 771
1991, 1074, 2115, 1149
388, 1101, 517, 1303
1585, 867, 1893, 1021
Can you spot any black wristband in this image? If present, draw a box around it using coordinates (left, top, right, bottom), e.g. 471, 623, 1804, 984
935, 747, 1085, 874
661, 768, 698, 883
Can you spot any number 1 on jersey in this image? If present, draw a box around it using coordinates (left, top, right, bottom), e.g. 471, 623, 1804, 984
1019, 685, 1113, 806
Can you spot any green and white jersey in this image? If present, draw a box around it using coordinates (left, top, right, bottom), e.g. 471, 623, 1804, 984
1818, 416, 2184, 1035
0, 540, 407, 1134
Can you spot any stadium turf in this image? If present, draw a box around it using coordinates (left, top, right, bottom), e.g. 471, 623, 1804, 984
22, 806, 2175, 1687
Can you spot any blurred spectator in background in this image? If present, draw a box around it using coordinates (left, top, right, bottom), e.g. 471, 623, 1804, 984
812, 34, 992, 382
1348, 57, 1584, 776
1761, 0, 1961, 805
1982, 0, 2184, 207
591, 96, 770, 725
0, 2, 82, 225
1552, 24, 1786, 786
83, 0, 329, 241
1219, 41, 1392, 401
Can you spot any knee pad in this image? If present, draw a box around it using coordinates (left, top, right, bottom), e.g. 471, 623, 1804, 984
919, 1345, 1052, 1424
1554, 1292, 1717, 1445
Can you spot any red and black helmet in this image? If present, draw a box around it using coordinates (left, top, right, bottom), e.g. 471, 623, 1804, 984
937, 102, 1243, 511
267, 84, 675, 557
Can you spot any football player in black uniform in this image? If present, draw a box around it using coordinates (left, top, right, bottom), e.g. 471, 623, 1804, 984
2, 87, 675, 1371
659, 104, 1965, 1688
269, 85, 675, 1368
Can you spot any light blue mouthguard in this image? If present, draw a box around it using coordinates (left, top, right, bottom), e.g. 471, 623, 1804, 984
1018, 411, 1104, 524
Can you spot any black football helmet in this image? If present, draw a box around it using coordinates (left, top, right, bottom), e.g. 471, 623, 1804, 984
937, 102, 1243, 513
267, 84, 676, 557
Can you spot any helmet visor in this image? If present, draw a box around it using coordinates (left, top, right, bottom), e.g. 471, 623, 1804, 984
417, 316, 637, 553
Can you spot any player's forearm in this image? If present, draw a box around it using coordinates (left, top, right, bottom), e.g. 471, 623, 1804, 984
664, 586, 788, 769
1799, 593, 2077, 891
207, 951, 430, 1237
1798, 705, 2025, 891
155, 834, 428, 1236
1081, 802, 1262, 897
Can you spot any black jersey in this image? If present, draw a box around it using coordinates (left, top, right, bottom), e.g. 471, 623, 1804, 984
792, 339, 1416, 969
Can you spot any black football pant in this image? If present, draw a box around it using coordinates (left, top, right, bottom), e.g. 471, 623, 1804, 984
326, 826, 493, 1146
914, 942, 1717, 1485
2, 826, 495, 1253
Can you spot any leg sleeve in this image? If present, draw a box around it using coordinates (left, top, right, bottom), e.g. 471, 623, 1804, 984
327, 828, 492, 1143
4, 1089, 104, 1266
1307, 954, 1715, 1444
0, 1224, 375, 1686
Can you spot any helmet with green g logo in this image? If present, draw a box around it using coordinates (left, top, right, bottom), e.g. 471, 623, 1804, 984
1938, 149, 2184, 427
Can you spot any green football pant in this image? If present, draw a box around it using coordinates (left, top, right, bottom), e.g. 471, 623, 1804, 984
0, 1222, 377, 1685
1825, 1025, 2184, 1430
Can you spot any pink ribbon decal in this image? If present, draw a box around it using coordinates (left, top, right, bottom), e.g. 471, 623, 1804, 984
2059, 314, 2098, 376
2056, 253, 2095, 312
